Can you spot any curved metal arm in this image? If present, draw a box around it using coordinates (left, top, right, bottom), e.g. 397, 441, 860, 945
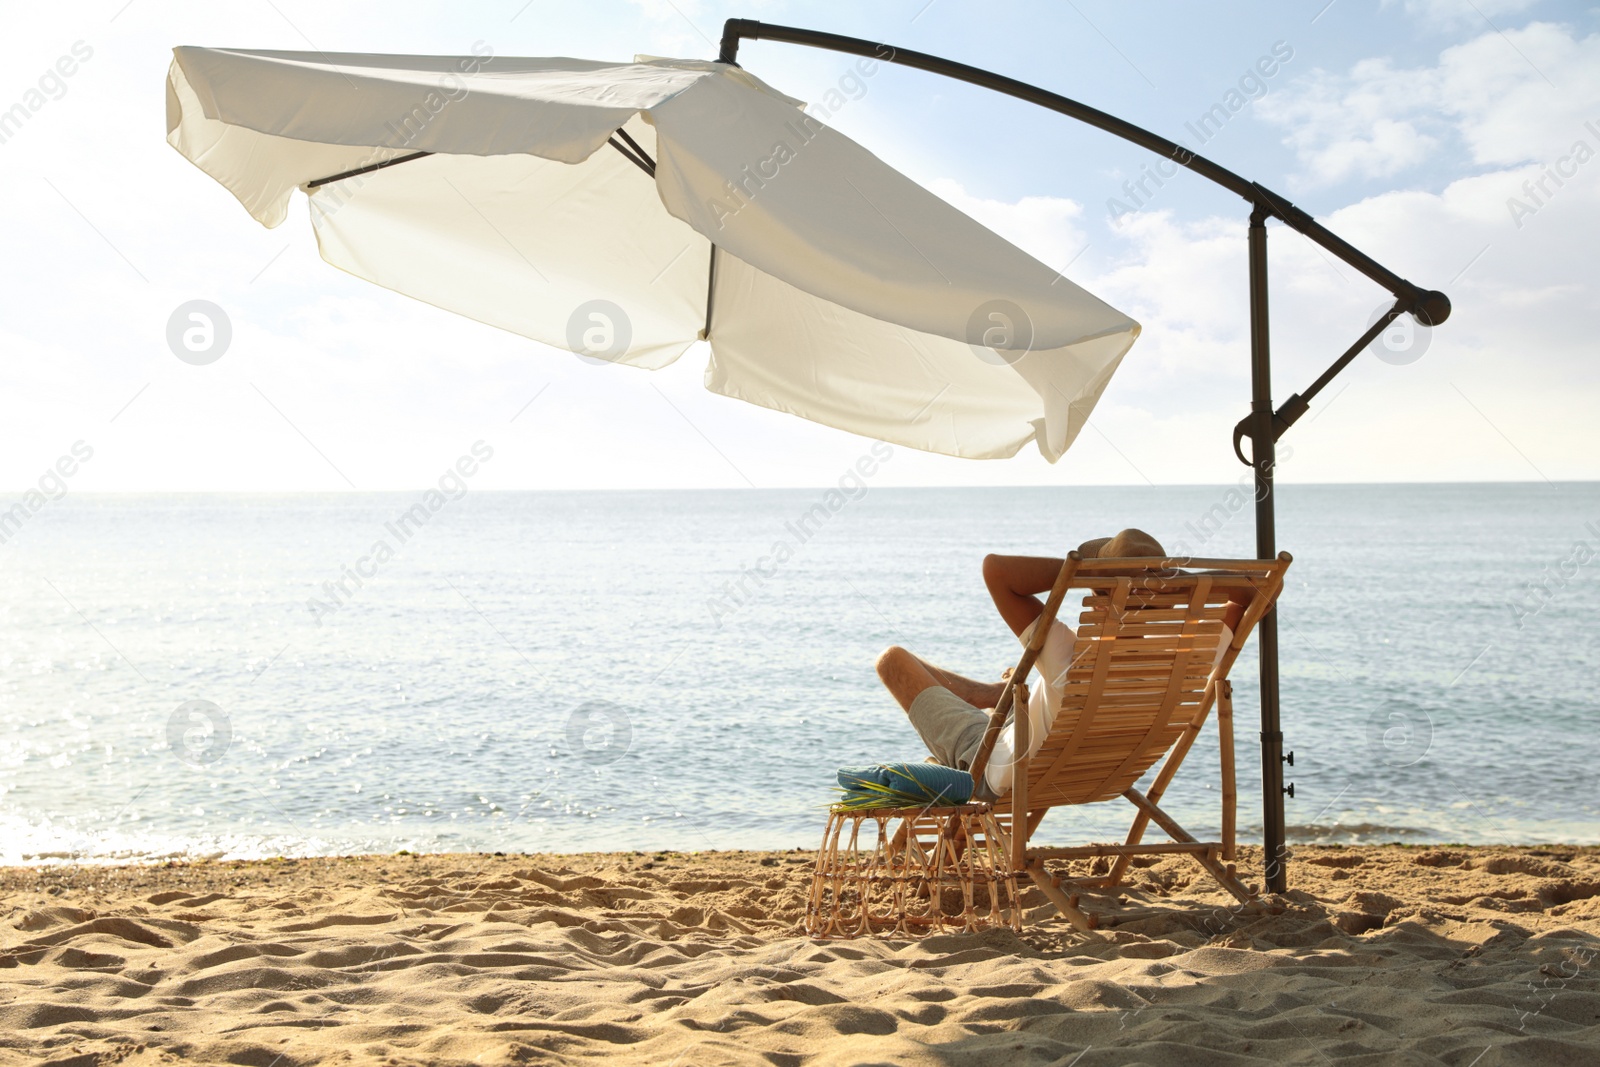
716, 18, 1450, 328
1231, 299, 1408, 465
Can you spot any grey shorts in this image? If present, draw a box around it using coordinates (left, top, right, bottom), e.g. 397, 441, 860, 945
907, 685, 989, 776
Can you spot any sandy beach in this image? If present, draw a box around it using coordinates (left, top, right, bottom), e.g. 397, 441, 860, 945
2, 845, 1597, 1065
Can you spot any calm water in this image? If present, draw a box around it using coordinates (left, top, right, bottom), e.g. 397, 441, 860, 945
0, 483, 1596, 864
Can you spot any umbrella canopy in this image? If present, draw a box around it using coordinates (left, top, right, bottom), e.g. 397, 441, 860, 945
167, 47, 1139, 461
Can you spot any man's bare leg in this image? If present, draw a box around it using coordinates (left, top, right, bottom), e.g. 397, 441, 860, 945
875, 646, 1003, 711
914, 651, 1006, 709
875, 646, 1006, 864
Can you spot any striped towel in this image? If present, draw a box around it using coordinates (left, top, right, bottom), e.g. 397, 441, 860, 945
834, 762, 974, 810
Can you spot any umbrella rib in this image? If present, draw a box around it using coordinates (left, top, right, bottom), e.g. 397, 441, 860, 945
306, 151, 433, 189
612, 128, 657, 174
701, 245, 718, 340
607, 135, 656, 177
306, 134, 655, 189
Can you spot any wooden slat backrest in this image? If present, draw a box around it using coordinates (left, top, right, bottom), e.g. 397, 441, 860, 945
1021, 556, 1289, 808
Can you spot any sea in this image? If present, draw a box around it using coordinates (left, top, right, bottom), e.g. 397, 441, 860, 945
1, 483, 1596, 865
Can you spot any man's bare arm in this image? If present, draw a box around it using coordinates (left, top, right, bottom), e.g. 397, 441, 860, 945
1223, 586, 1254, 634
982, 554, 1065, 638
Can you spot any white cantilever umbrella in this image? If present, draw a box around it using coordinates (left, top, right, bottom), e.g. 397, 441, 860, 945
166, 47, 1139, 461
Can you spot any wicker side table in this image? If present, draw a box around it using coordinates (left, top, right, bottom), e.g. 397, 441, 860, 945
805, 803, 1022, 938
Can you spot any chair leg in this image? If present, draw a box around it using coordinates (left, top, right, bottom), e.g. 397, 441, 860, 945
1120, 788, 1257, 905
1107, 681, 1223, 887
1206, 856, 1256, 906
1025, 859, 1095, 932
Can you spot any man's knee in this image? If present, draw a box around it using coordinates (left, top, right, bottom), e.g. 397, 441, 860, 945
877, 646, 938, 713
876, 645, 910, 683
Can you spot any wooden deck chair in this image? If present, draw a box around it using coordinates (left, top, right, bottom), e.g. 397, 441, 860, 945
961, 550, 1293, 931
803, 549, 1292, 938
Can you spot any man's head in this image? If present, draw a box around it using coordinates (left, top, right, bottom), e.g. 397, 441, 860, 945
1078, 527, 1165, 559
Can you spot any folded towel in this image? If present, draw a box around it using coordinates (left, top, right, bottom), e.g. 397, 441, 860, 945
834, 762, 974, 810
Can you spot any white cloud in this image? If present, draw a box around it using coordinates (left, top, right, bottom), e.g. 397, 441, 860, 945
1310, 116, 1437, 184
1433, 22, 1600, 167
1259, 58, 1440, 184
1261, 22, 1600, 186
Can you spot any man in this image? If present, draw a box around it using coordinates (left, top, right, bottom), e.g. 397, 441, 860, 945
875, 529, 1248, 799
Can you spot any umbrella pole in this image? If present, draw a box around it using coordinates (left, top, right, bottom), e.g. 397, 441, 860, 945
1248, 205, 1288, 894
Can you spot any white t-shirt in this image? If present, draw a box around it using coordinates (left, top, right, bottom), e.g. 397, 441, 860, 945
983, 618, 1234, 796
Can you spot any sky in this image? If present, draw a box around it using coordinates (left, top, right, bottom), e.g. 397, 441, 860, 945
1, 0, 1595, 491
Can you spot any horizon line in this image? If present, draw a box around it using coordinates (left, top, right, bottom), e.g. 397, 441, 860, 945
3, 479, 1594, 496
